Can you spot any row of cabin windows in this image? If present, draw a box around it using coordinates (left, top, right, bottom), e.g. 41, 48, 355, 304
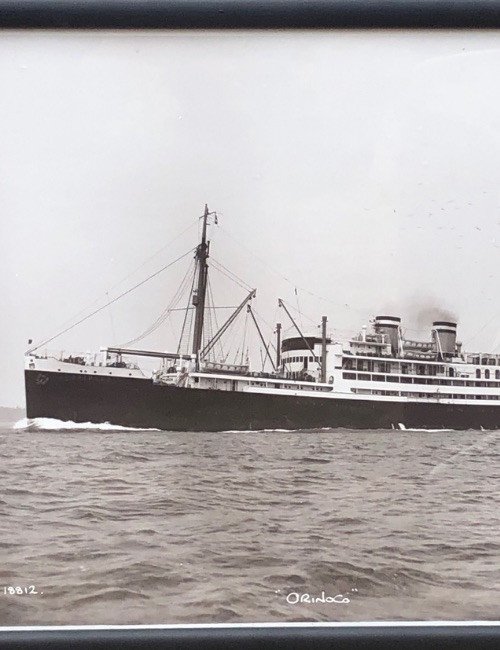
477, 369, 500, 379
343, 372, 500, 387
343, 360, 500, 380
347, 354, 500, 366
469, 357, 500, 366
351, 388, 500, 400
249, 380, 331, 392
284, 356, 317, 364
343, 358, 445, 375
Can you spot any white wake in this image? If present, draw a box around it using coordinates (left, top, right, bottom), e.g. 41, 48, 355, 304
397, 422, 455, 432
13, 418, 161, 432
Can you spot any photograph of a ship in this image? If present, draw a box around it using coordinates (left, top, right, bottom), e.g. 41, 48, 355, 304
25, 201, 500, 432
2, 30, 500, 628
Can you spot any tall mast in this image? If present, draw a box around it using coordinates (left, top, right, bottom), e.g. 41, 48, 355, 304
192, 204, 210, 355
276, 322, 282, 370
321, 316, 327, 383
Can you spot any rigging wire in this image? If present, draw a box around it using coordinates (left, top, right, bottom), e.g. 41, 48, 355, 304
124, 269, 193, 345
210, 257, 253, 292
186, 297, 196, 356
278, 298, 319, 328
249, 307, 278, 357
240, 310, 249, 366
120, 258, 195, 347
259, 347, 265, 372
204, 280, 216, 361
217, 224, 366, 315
168, 259, 197, 309
295, 287, 304, 329
105, 291, 117, 343
220, 314, 245, 363
462, 308, 500, 348
46, 218, 200, 338
177, 262, 198, 355
264, 336, 274, 370
210, 262, 253, 294
251, 306, 281, 355
106, 219, 198, 296
167, 312, 178, 344
207, 275, 225, 362
27, 248, 195, 354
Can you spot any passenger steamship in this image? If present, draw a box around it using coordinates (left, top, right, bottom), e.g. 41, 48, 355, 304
25, 206, 500, 431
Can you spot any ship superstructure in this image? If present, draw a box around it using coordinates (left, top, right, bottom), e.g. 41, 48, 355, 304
24, 206, 500, 431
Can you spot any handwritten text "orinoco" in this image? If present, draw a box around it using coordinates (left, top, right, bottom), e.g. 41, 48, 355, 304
286, 592, 350, 604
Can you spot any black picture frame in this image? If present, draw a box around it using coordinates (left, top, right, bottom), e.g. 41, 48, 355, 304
0, 623, 500, 649
0, 2, 499, 648
0, 0, 499, 29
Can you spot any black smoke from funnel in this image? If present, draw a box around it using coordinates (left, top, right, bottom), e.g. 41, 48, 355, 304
404, 295, 458, 331
414, 306, 457, 329
378, 294, 458, 335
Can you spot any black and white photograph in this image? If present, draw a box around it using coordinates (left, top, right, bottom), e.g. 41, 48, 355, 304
1, 29, 499, 626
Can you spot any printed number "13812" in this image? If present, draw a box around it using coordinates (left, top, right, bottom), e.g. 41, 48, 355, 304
3, 586, 39, 595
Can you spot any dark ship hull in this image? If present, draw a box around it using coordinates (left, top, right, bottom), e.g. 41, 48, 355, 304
25, 370, 500, 431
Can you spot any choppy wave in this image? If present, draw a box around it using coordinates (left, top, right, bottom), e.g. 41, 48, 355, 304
13, 417, 161, 432
1, 422, 499, 625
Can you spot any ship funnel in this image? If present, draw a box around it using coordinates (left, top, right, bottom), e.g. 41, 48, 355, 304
374, 315, 401, 354
432, 321, 457, 358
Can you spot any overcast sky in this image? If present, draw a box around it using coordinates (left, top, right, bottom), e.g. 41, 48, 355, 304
1, 30, 499, 407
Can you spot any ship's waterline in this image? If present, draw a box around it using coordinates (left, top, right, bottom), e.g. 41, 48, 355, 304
25, 365, 500, 432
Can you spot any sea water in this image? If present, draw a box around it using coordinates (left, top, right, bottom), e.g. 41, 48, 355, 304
0, 411, 498, 625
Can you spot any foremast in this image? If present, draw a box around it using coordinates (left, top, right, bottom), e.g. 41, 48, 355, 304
192, 204, 211, 355
181, 203, 256, 370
